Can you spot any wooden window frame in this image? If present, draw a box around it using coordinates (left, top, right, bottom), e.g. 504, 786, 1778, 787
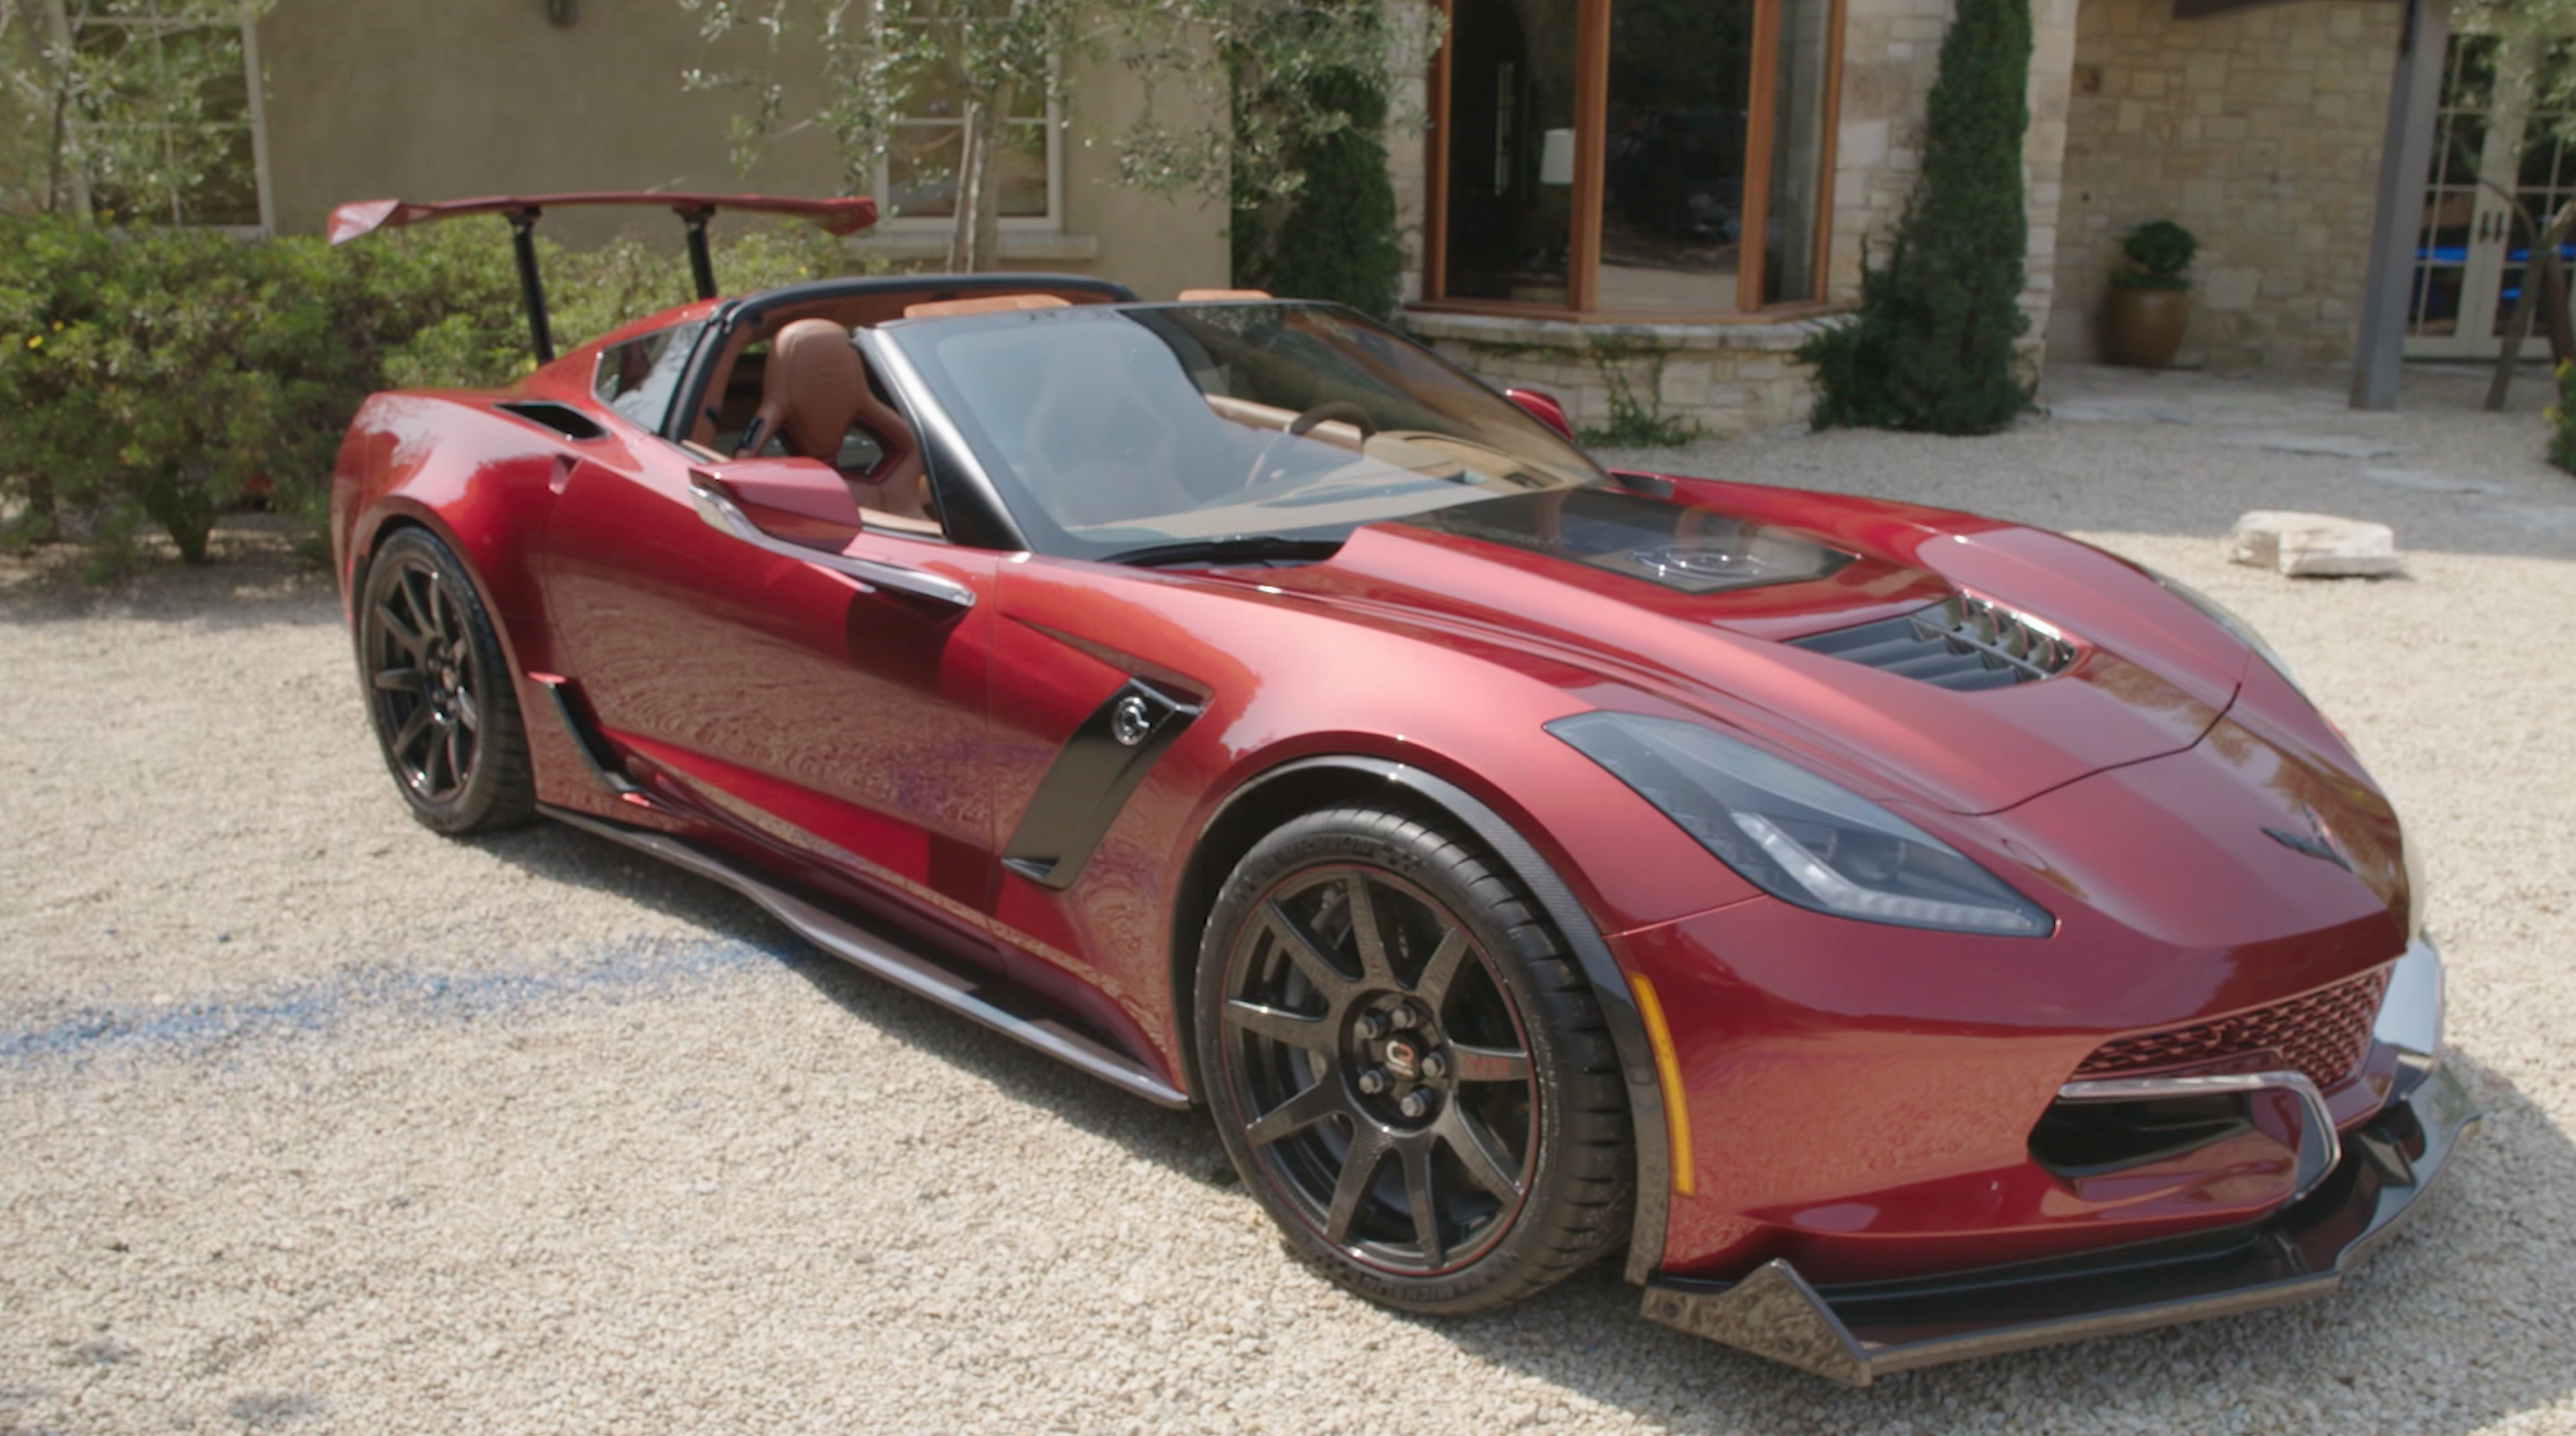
1418, 0, 1846, 323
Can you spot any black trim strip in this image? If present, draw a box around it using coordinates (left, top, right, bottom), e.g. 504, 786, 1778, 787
534, 676, 640, 797
544, 805, 1191, 1108
1002, 678, 1202, 889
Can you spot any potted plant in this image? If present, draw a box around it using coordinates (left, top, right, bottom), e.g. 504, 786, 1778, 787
2100, 220, 2197, 368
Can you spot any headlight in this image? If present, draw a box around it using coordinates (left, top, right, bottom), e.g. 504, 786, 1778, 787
2150, 568, 2303, 697
1548, 712, 2053, 937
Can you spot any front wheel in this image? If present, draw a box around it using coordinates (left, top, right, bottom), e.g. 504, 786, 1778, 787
356, 527, 535, 834
1195, 805, 1633, 1314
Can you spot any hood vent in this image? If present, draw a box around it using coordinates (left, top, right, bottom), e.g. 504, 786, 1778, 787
1792, 594, 2077, 691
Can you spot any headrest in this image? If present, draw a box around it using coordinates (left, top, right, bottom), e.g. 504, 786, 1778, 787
752, 318, 865, 460
901, 293, 1073, 319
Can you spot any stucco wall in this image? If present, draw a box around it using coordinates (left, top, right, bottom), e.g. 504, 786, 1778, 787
255, 0, 1225, 297
2048, 0, 2400, 368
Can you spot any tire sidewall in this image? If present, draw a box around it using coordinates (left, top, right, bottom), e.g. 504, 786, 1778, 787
356, 528, 516, 835
1194, 808, 1601, 1314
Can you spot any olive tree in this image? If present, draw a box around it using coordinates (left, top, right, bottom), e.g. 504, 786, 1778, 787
680, 0, 1427, 292
0, 0, 273, 221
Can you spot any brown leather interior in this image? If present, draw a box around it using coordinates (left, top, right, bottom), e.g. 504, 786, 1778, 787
683, 283, 1134, 534
735, 318, 933, 527
1176, 288, 1272, 301
900, 292, 1072, 319
742, 319, 863, 459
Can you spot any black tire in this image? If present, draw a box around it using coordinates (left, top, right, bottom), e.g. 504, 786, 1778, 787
355, 527, 535, 834
1195, 804, 1633, 1314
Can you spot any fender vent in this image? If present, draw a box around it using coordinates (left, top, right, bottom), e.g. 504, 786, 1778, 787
496, 400, 607, 442
1792, 595, 2076, 690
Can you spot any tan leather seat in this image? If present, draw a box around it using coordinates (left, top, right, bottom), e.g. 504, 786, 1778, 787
901, 292, 1071, 319
737, 318, 931, 524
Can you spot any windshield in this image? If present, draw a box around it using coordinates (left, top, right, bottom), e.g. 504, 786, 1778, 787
879, 301, 1607, 562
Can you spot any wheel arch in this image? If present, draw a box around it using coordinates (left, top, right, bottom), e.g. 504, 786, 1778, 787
1169, 753, 1673, 1281
347, 508, 531, 678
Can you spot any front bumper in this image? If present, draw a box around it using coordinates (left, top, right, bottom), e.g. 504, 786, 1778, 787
1639, 1051, 2478, 1384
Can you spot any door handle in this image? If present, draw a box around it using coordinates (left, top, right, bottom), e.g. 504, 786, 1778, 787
687, 479, 976, 610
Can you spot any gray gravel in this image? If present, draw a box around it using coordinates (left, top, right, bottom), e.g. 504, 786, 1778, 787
5, 363, 2575, 1434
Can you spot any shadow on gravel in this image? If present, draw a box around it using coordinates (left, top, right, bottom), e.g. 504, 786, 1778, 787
476, 821, 2576, 1433
1421, 1047, 2576, 1435
475, 819, 1230, 1179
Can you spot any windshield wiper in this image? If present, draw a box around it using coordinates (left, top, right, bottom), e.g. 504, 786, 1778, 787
1102, 535, 1348, 568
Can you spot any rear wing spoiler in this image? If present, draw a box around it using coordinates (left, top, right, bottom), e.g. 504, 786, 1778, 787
326, 192, 878, 365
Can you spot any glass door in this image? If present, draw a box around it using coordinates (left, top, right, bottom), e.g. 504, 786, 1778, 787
2407, 34, 2570, 359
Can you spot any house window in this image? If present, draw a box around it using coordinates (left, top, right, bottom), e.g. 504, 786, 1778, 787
70, 1, 270, 230
1427, 0, 1842, 316
878, 60, 1060, 228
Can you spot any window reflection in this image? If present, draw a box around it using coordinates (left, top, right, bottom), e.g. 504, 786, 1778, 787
1430, 0, 1839, 315
1439, 0, 1580, 304
1601, 0, 1754, 312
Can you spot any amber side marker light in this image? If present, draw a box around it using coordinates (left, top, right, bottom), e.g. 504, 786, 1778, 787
1627, 973, 1696, 1197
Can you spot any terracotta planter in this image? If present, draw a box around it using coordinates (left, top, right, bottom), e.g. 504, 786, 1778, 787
2100, 286, 2190, 368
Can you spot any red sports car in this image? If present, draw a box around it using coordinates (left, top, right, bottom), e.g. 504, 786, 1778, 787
329, 195, 2471, 1383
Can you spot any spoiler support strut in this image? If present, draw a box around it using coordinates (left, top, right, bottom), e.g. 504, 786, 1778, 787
507, 207, 556, 367
326, 191, 876, 366
681, 206, 720, 302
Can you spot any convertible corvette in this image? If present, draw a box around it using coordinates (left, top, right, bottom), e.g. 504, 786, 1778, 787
328, 195, 2472, 1383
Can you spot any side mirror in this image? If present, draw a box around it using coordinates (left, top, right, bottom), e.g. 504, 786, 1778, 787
687, 460, 975, 609
1505, 387, 1578, 443
697, 456, 864, 543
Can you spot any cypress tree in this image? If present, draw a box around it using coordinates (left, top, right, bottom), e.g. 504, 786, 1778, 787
1800, 0, 2033, 434
1256, 65, 1403, 318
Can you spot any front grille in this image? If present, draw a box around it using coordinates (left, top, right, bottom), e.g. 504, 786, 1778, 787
1791, 594, 2077, 691
2072, 966, 2393, 1093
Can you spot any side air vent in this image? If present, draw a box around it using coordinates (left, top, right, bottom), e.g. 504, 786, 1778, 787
496, 400, 607, 442
1792, 594, 2077, 691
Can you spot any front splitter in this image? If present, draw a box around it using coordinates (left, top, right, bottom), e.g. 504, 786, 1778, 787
1640, 1060, 2480, 1385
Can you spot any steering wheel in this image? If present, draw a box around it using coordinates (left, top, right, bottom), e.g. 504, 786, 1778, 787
1245, 401, 1379, 488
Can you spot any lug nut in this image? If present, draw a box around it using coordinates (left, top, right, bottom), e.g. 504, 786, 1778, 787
1389, 1004, 1421, 1030
1417, 1051, 1449, 1082
1357, 1011, 1391, 1039
1357, 1068, 1390, 1095
1397, 1090, 1435, 1119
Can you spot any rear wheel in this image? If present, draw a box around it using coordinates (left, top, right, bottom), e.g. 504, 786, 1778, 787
357, 528, 534, 834
1195, 804, 1632, 1313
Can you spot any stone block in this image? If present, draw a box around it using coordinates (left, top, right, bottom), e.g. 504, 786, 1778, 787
2229, 511, 2404, 577
2204, 266, 2261, 312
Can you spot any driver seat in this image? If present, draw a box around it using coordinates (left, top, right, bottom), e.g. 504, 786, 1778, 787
737, 318, 932, 524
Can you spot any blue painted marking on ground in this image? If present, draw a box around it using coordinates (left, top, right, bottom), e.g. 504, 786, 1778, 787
0, 934, 797, 1066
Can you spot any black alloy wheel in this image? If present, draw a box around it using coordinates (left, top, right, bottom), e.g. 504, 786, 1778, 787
1198, 805, 1632, 1314
357, 528, 534, 834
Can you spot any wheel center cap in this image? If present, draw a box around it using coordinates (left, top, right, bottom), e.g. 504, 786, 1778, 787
1383, 1037, 1420, 1081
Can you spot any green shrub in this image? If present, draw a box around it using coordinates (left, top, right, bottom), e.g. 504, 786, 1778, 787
0, 217, 842, 575
1798, 0, 2033, 436
1229, 0, 1405, 318
1247, 65, 1403, 318
2111, 219, 2195, 291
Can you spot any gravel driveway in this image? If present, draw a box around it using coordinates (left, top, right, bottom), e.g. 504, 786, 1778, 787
5, 364, 2573, 1435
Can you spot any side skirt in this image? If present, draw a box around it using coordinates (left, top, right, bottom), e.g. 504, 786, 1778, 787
543, 805, 1191, 1108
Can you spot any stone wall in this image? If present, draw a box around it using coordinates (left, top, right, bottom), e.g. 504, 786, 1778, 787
1406, 312, 1837, 439
2049, 0, 2400, 368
